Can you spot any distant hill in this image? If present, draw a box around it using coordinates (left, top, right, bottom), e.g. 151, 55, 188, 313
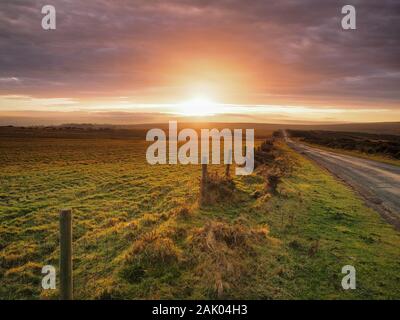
1, 122, 399, 138
116, 122, 400, 135
284, 122, 400, 135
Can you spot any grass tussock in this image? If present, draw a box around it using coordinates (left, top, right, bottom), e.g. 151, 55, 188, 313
120, 231, 181, 284
201, 173, 236, 206
130, 234, 181, 265
255, 139, 294, 194
173, 206, 192, 220
186, 220, 269, 298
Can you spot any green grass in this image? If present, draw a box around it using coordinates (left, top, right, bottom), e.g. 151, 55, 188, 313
254, 144, 400, 299
0, 137, 399, 299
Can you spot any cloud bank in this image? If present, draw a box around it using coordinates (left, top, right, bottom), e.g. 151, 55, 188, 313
0, 0, 399, 123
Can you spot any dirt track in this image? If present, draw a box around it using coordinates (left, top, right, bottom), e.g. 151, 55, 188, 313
284, 132, 400, 229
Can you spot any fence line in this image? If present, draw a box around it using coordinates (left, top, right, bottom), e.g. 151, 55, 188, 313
59, 209, 73, 300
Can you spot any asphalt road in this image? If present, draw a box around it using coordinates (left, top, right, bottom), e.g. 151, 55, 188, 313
283, 131, 400, 229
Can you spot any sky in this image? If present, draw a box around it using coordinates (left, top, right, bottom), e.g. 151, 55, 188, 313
0, 0, 399, 125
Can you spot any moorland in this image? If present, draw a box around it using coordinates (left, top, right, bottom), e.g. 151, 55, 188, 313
0, 126, 399, 299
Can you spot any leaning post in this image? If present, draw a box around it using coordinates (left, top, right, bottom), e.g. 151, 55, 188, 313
200, 156, 208, 205
225, 148, 232, 178
59, 209, 73, 300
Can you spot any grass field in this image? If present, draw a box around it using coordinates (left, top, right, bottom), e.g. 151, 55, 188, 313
0, 135, 399, 299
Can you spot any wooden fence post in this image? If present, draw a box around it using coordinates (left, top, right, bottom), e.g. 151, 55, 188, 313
225, 163, 230, 178
200, 156, 208, 205
60, 209, 73, 300
225, 148, 232, 178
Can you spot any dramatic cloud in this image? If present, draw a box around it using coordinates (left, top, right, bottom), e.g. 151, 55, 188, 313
0, 0, 399, 123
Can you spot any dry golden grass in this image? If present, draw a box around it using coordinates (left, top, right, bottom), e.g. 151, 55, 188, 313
1, 135, 399, 300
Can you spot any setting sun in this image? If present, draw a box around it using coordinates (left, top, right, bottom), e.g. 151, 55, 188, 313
178, 96, 221, 117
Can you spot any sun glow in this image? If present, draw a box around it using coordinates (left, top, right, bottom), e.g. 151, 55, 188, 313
178, 96, 220, 117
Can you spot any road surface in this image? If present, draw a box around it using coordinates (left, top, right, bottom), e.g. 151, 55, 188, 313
283, 131, 400, 229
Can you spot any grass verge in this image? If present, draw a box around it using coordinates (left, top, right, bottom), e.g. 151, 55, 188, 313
0, 138, 399, 299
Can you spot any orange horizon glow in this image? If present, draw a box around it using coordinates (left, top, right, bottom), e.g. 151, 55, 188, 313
1, 2, 399, 125
1, 93, 399, 125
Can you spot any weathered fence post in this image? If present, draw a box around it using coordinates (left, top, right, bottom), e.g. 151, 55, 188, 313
60, 209, 73, 300
225, 148, 232, 178
200, 156, 208, 205
225, 163, 230, 178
